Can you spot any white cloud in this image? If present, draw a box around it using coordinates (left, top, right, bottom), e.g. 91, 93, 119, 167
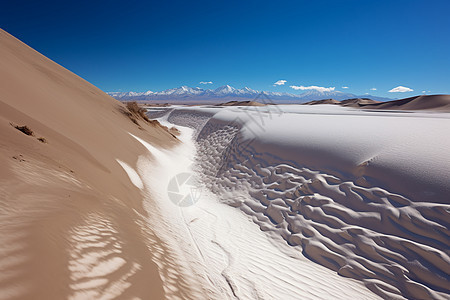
199, 81, 213, 84
290, 85, 335, 92
342, 86, 349, 89
274, 80, 287, 86
388, 86, 413, 93
370, 88, 377, 91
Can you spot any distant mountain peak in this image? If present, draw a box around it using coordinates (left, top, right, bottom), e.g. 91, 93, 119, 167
215, 85, 236, 93
108, 85, 393, 103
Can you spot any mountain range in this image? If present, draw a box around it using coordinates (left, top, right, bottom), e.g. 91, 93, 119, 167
107, 85, 392, 103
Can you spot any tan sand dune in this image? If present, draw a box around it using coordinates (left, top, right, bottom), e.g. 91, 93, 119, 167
360, 94, 450, 111
3, 26, 449, 300
302, 95, 450, 111
216, 100, 266, 106
0, 29, 179, 299
340, 98, 381, 107
303, 98, 341, 105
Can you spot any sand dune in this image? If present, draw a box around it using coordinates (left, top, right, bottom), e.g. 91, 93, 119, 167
302, 98, 380, 107
131, 115, 382, 299
340, 98, 381, 107
216, 100, 267, 106
2, 27, 449, 300
158, 105, 450, 299
360, 95, 450, 111
0, 29, 180, 299
303, 99, 342, 105
303, 95, 450, 111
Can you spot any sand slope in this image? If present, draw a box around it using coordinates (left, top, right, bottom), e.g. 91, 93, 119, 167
361, 95, 450, 111
160, 105, 450, 299
216, 100, 266, 106
302, 95, 450, 111
303, 99, 342, 105
0, 29, 179, 299
131, 114, 381, 299
340, 98, 381, 107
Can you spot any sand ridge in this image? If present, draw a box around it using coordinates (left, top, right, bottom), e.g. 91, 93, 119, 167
2, 26, 450, 300
0, 29, 180, 299
129, 116, 381, 299
161, 105, 450, 299
303, 95, 450, 111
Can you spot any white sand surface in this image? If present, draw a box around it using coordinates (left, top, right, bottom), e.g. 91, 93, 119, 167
145, 104, 450, 299
130, 113, 381, 299
2, 27, 449, 299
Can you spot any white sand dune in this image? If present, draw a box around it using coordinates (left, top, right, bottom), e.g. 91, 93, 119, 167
2, 27, 449, 299
148, 104, 450, 299
131, 117, 381, 299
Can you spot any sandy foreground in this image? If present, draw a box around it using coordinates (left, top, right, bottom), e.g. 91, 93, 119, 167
0, 29, 180, 299
1, 28, 449, 300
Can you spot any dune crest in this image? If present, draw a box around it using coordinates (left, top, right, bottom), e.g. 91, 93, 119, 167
303, 95, 450, 111
0, 29, 183, 299
155, 104, 450, 299
361, 95, 450, 111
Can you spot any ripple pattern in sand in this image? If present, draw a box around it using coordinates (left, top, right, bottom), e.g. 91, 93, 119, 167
68, 213, 140, 300
193, 117, 450, 300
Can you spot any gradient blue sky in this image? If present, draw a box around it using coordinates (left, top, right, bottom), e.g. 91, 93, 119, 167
1, 0, 449, 97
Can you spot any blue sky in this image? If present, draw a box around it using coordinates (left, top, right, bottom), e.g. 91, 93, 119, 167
1, 0, 449, 97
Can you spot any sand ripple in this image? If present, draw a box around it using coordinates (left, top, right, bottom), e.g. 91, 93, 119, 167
189, 115, 450, 300
68, 213, 141, 300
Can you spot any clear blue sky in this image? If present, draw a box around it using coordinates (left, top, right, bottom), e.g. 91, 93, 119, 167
1, 0, 449, 97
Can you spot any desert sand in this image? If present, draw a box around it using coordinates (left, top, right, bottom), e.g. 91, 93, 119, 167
1, 28, 449, 300
0, 29, 181, 299
147, 104, 450, 299
216, 100, 267, 106
303, 95, 450, 111
360, 95, 450, 111
303, 99, 342, 105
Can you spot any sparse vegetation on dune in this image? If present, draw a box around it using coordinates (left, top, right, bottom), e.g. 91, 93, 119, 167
126, 101, 152, 122
119, 101, 148, 126
119, 101, 178, 138
11, 123, 48, 143
169, 127, 181, 136
13, 124, 34, 136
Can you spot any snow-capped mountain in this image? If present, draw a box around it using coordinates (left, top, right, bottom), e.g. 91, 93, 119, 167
108, 90, 153, 98
294, 90, 356, 101
214, 85, 236, 95
159, 86, 204, 96
107, 85, 392, 102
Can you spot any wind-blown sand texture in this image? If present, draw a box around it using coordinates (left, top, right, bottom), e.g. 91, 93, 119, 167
216, 100, 267, 106
360, 95, 450, 111
131, 114, 381, 299
148, 104, 450, 299
0, 29, 179, 299
2, 27, 450, 300
304, 95, 450, 111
